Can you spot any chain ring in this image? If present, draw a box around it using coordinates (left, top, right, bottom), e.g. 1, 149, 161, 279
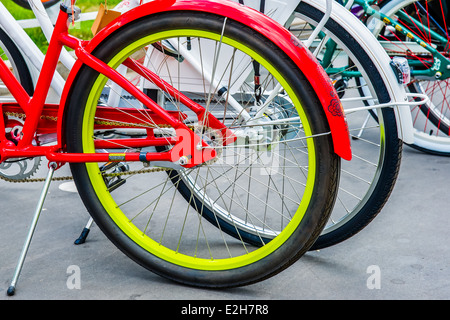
0, 111, 217, 183
0, 156, 42, 181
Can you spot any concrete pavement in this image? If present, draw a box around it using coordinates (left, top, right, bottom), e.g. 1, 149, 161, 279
1, 145, 449, 300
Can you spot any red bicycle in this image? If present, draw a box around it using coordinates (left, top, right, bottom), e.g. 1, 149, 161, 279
1, 0, 351, 294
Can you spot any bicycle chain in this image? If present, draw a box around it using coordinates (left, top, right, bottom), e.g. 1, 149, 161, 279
1, 110, 210, 184
0, 166, 170, 183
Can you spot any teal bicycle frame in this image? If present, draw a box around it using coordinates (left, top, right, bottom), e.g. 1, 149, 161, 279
317, 0, 450, 81
352, 0, 450, 80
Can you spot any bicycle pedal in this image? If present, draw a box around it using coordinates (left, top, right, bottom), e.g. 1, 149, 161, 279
107, 177, 126, 192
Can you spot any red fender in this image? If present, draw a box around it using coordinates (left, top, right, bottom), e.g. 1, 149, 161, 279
58, 0, 351, 160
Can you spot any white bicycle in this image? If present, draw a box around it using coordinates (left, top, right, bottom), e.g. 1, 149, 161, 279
118, 0, 428, 249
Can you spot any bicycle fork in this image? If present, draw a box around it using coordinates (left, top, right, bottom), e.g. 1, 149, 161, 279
7, 162, 57, 296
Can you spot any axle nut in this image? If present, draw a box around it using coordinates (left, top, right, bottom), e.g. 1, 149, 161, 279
179, 156, 190, 166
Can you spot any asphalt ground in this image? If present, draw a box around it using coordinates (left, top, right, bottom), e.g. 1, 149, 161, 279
0, 144, 449, 302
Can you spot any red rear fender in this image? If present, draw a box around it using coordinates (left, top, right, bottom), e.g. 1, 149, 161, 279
58, 0, 351, 160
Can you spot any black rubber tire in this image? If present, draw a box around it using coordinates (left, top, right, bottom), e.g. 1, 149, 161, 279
294, 1, 402, 250
158, 2, 403, 251
0, 27, 34, 95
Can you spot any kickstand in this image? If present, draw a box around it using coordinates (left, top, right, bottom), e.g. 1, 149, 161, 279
74, 217, 94, 245
73, 162, 126, 245
7, 162, 57, 296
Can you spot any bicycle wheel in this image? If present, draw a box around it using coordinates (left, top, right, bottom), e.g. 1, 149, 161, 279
11, 0, 60, 10
65, 11, 340, 287
293, 1, 402, 249
368, 0, 450, 155
197, 1, 402, 250
0, 27, 34, 98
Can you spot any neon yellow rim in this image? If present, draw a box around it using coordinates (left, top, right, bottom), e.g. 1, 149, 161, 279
81, 29, 317, 271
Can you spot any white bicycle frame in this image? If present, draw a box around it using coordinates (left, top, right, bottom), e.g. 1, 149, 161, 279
0, 0, 427, 143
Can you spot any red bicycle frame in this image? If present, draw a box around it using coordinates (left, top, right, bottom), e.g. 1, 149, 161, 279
0, 0, 352, 169
0, 2, 230, 168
